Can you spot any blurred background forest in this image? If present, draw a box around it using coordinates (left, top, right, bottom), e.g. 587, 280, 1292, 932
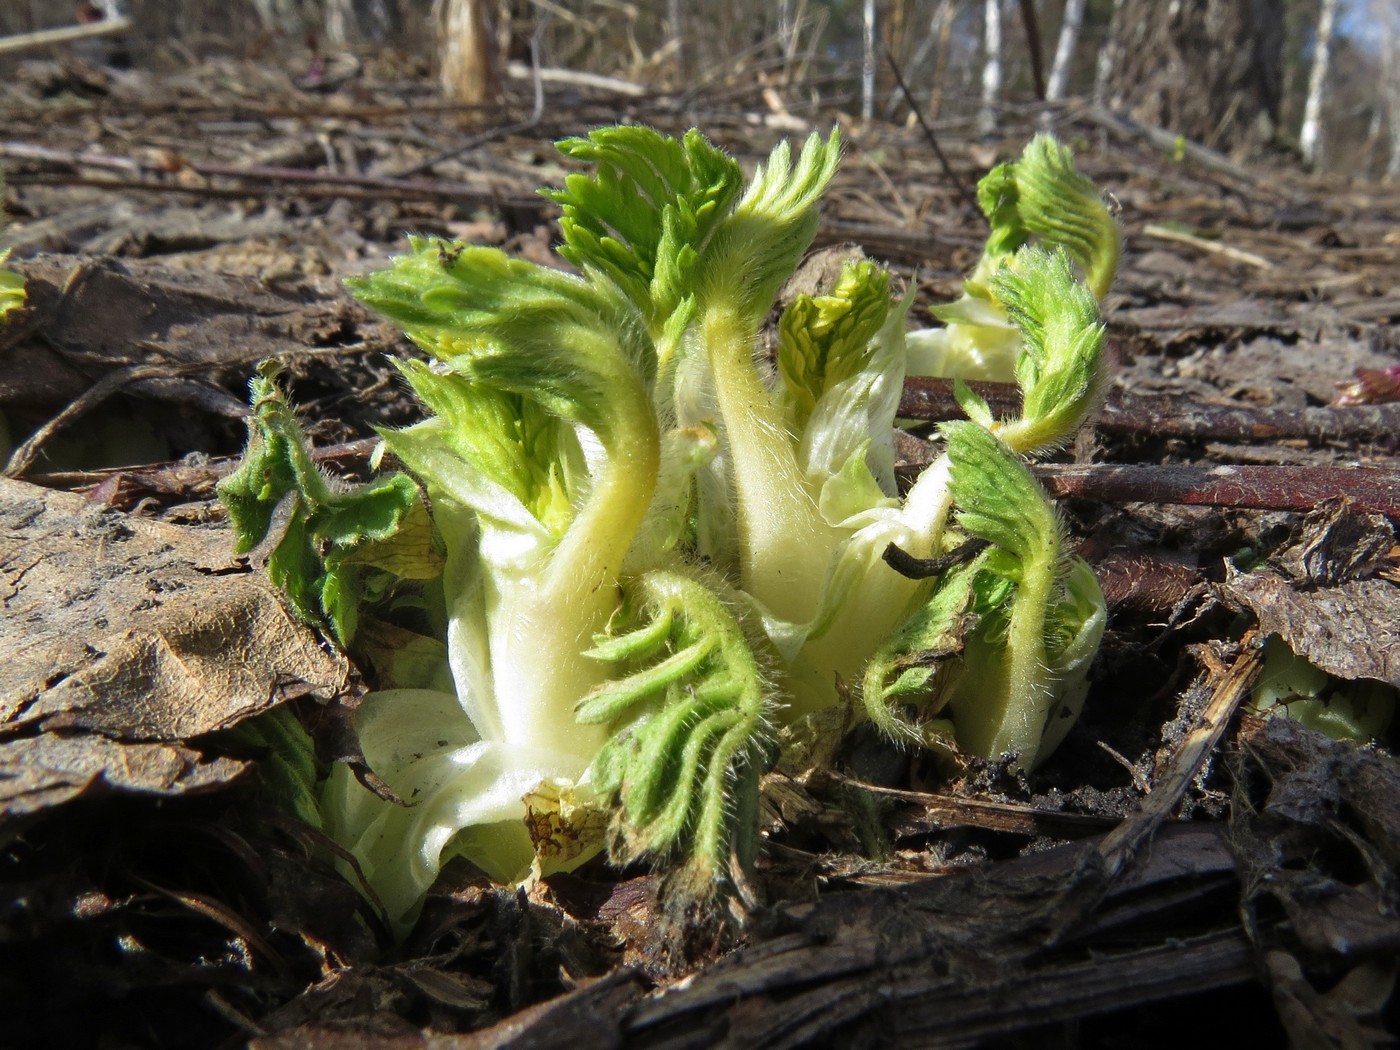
2, 0, 1399, 180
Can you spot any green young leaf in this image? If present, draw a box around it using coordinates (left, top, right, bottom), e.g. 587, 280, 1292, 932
778, 257, 911, 504
224, 704, 323, 829
580, 570, 770, 890
700, 128, 842, 325
943, 420, 1060, 567
348, 243, 656, 451
860, 557, 983, 740
974, 159, 1026, 276
1035, 557, 1107, 758
340, 498, 445, 581
0, 173, 26, 324
906, 135, 1117, 389
776, 259, 892, 432
994, 247, 1107, 455
686, 129, 848, 624
971, 134, 1120, 301
952, 377, 995, 429
941, 420, 1067, 767
1003, 135, 1120, 301
391, 361, 584, 539
0, 249, 24, 323
545, 126, 743, 335
1250, 635, 1397, 742
217, 362, 424, 644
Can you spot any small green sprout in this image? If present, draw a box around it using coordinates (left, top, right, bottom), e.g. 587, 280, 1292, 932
906, 134, 1119, 383
1250, 635, 1396, 742
1, 172, 25, 324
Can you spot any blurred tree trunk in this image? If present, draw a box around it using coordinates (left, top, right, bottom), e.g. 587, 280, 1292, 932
666, 0, 684, 81
777, 0, 793, 55
979, 0, 1003, 135
861, 0, 877, 120
250, 0, 303, 35
436, 0, 500, 105
1390, 116, 1400, 182
1383, 1, 1400, 180
907, 0, 952, 74
1093, 0, 1124, 103
1299, 0, 1339, 168
1099, 0, 1284, 154
1046, 0, 1086, 100
325, 0, 353, 45
922, 0, 956, 119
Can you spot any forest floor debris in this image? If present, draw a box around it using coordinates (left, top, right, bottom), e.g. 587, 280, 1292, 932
1, 51, 1397, 1048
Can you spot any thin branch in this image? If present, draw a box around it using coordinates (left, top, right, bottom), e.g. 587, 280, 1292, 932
1142, 223, 1273, 269
899, 377, 1400, 445
0, 17, 132, 56
881, 42, 979, 215
1036, 463, 1400, 518
0, 140, 546, 209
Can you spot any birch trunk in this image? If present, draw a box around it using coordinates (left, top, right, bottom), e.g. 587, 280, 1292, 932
1047, 0, 1086, 100
1093, 0, 1124, 103
436, 0, 500, 106
251, 0, 301, 34
925, 0, 957, 119
979, 0, 1002, 136
324, 0, 353, 45
1385, 3, 1400, 180
908, 0, 952, 73
1300, 0, 1340, 169
862, 0, 877, 121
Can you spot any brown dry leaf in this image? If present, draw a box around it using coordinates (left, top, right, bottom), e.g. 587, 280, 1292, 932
0, 254, 397, 432
0, 733, 247, 816
1235, 719, 1400, 1049
1265, 952, 1398, 1050
0, 477, 352, 818
1225, 569, 1400, 686
1222, 501, 1400, 687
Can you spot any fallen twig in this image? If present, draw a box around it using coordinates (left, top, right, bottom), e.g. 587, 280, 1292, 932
1044, 640, 1262, 947
900, 376, 1400, 444
1036, 462, 1400, 518
1079, 102, 1273, 193
1142, 222, 1274, 269
0, 140, 545, 211
612, 823, 1252, 1048
504, 59, 648, 97
4, 171, 544, 210
825, 772, 1116, 838
0, 17, 131, 56
1096, 640, 1262, 879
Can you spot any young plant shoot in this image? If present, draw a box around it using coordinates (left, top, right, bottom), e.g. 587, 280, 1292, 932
0, 175, 24, 325
222, 126, 1114, 934
905, 134, 1119, 383
1249, 635, 1396, 742
0, 253, 21, 324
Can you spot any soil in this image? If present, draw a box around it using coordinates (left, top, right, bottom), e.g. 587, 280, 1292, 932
1, 49, 1397, 1049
